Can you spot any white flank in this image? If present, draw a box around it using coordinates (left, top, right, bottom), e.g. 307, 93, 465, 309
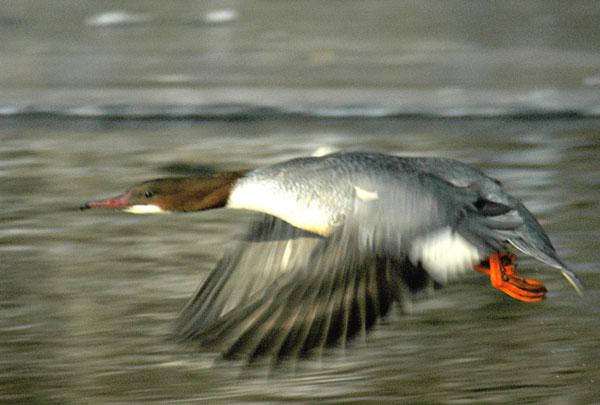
353, 185, 378, 201
409, 227, 480, 284
125, 205, 166, 214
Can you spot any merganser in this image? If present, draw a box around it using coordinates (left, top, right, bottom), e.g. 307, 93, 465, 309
81, 151, 583, 361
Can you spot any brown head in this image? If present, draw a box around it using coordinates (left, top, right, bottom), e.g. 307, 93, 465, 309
81, 171, 248, 213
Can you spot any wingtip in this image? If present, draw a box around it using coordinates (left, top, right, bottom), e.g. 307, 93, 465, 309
560, 268, 584, 297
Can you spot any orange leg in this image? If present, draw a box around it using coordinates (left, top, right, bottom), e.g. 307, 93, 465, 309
474, 252, 547, 302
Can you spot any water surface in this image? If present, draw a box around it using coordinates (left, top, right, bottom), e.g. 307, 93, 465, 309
2, 0, 600, 403
1, 117, 599, 403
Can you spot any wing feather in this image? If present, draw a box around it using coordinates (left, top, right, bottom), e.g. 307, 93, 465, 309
178, 217, 414, 361
177, 216, 323, 339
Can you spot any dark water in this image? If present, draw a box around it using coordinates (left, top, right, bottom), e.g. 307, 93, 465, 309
1, 117, 599, 404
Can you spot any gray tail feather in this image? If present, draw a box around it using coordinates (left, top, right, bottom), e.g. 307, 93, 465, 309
507, 237, 584, 296
501, 196, 584, 296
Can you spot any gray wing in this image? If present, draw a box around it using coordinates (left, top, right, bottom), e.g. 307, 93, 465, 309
501, 195, 583, 294
349, 169, 522, 284
177, 215, 426, 362
406, 156, 583, 294
177, 216, 324, 339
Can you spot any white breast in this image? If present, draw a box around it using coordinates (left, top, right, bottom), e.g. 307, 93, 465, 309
227, 180, 337, 236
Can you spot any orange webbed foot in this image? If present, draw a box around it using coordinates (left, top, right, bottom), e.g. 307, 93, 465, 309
476, 252, 547, 302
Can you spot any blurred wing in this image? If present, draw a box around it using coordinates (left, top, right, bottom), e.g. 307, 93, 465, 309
180, 221, 416, 362
177, 214, 427, 361
177, 216, 323, 339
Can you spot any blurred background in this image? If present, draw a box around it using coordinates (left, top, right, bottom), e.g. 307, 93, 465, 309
3, 0, 600, 116
1, 1, 599, 403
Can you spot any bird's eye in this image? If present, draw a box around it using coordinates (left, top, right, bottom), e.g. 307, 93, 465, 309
144, 190, 154, 198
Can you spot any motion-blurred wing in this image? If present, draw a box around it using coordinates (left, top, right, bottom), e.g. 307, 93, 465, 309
177, 216, 323, 339
179, 219, 418, 362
